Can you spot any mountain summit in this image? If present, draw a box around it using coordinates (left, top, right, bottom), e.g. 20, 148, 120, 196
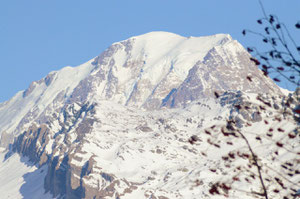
75, 31, 280, 109
0, 32, 280, 139
0, 32, 280, 143
0, 32, 296, 199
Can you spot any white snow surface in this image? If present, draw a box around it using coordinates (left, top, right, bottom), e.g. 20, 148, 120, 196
0, 148, 52, 199
279, 87, 293, 96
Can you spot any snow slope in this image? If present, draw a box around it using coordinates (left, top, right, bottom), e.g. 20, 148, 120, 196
0, 148, 52, 199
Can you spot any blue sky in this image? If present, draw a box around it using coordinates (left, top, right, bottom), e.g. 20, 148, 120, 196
0, 0, 299, 102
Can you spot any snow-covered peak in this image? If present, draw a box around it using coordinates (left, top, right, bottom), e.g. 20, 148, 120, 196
126, 31, 184, 42
128, 31, 232, 44
122, 31, 234, 64
115, 31, 235, 66
88, 31, 280, 109
0, 31, 281, 145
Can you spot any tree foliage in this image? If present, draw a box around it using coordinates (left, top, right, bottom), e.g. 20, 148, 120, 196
242, 2, 300, 88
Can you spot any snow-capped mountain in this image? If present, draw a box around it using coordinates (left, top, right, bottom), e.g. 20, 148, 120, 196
0, 32, 298, 199
0, 32, 280, 145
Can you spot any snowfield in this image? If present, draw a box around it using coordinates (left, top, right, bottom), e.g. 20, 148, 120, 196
0, 148, 52, 199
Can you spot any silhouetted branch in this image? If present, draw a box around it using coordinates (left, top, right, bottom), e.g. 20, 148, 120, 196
243, 1, 300, 87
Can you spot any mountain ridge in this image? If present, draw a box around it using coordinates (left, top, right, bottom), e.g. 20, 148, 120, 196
0, 31, 282, 146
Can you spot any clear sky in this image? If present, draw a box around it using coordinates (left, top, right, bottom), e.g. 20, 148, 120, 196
0, 0, 299, 102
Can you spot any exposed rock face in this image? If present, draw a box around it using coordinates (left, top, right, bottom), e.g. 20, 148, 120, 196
12, 102, 100, 198
13, 124, 51, 165
23, 73, 56, 98
11, 102, 146, 198
162, 42, 280, 108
